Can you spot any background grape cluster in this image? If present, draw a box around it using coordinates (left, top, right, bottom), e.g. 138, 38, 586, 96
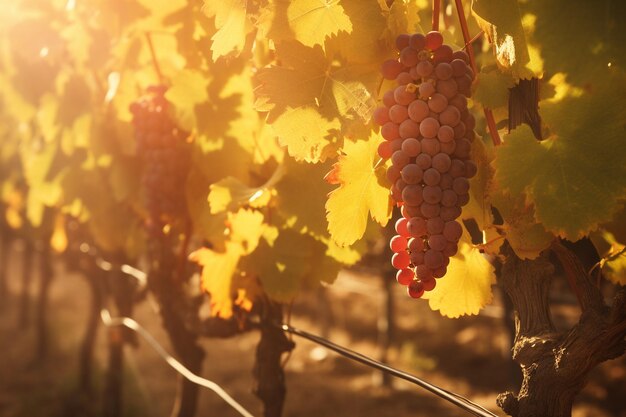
374, 31, 477, 299
130, 86, 190, 234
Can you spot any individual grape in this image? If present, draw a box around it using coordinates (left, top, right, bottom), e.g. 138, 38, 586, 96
456, 74, 473, 95
418, 81, 436, 99
401, 204, 421, 219
432, 266, 448, 279
401, 164, 423, 184
410, 250, 425, 266
449, 94, 468, 111
419, 117, 440, 138
381, 59, 404, 80
399, 119, 420, 138
453, 121, 466, 139
450, 59, 467, 77
420, 202, 440, 218
434, 62, 453, 80
466, 129, 477, 142
409, 33, 426, 50
436, 79, 458, 99
452, 177, 470, 195
390, 184, 402, 201
395, 217, 410, 237
427, 93, 448, 113
381, 122, 400, 141
390, 235, 408, 252
457, 193, 470, 206
390, 138, 404, 153
394, 85, 416, 105
453, 138, 472, 159
423, 168, 441, 186
414, 264, 433, 281
396, 269, 414, 285
407, 280, 425, 299
407, 216, 428, 237
439, 106, 461, 127
415, 153, 432, 170
408, 100, 430, 122
383, 90, 396, 107
378, 141, 393, 159
415, 60, 433, 77
464, 114, 476, 130
408, 237, 425, 253
465, 160, 478, 178
421, 138, 440, 156
402, 185, 423, 205
396, 71, 414, 85
443, 241, 458, 257
427, 217, 445, 235
373, 107, 390, 125
400, 47, 419, 67
392, 251, 410, 269
443, 221, 463, 242
391, 150, 410, 168
439, 140, 456, 156
423, 185, 442, 204
433, 45, 453, 64
440, 173, 453, 189
441, 189, 458, 207
386, 165, 401, 183
449, 159, 465, 178
395, 178, 407, 192
425, 31, 443, 50
440, 206, 462, 221
401, 138, 421, 157
422, 277, 436, 291
437, 125, 454, 143
424, 249, 444, 269
389, 105, 409, 123
452, 50, 469, 63
432, 153, 451, 173
428, 234, 447, 251
396, 34, 410, 50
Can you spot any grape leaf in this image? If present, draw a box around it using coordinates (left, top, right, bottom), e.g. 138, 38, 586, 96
202, 0, 250, 60
189, 242, 243, 318
271, 106, 341, 162
255, 40, 378, 137
227, 208, 265, 255
165, 69, 210, 132
423, 233, 496, 318
326, 131, 391, 246
494, 80, 626, 240
472, 0, 536, 78
258, 0, 353, 48
473, 69, 516, 109
461, 136, 495, 231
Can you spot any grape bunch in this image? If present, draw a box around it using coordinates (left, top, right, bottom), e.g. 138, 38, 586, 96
373, 31, 477, 299
130, 85, 189, 234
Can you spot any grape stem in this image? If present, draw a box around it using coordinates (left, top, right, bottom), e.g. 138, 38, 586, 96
453, 0, 502, 146
145, 32, 165, 85
432, 0, 441, 31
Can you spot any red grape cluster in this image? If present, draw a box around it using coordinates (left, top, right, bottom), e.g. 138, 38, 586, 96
130, 86, 189, 234
374, 31, 477, 299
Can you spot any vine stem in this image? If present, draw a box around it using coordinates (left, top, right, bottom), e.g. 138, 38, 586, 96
453, 0, 502, 146
145, 32, 165, 85
432, 0, 441, 31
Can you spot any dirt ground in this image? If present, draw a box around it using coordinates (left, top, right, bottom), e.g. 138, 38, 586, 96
0, 241, 624, 417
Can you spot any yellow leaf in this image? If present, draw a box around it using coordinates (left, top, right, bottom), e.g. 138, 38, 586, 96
259, 0, 353, 48
423, 233, 496, 318
203, 0, 250, 60
326, 131, 391, 246
271, 106, 341, 162
189, 242, 243, 319
227, 209, 265, 255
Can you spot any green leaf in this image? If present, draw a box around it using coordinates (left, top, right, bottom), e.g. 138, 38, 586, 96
494, 81, 626, 240
473, 69, 516, 109
165, 69, 210, 132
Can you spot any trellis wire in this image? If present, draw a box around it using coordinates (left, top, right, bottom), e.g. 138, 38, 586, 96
92, 254, 499, 417
100, 308, 255, 417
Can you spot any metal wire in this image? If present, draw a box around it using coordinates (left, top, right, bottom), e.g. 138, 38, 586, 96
280, 323, 499, 417
100, 309, 255, 417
